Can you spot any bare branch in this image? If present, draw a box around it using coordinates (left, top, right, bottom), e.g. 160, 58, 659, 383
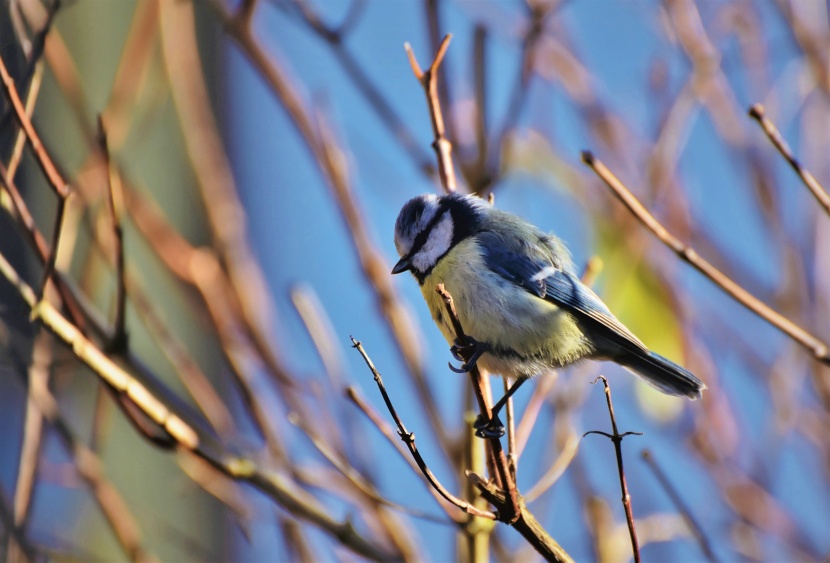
0, 53, 70, 199
351, 337, 498, 521
467, 473, 574, 563
581, 151, 830, 370
405, 35, 458, 192
583, 376, 642, 563
748, 103, 830, 217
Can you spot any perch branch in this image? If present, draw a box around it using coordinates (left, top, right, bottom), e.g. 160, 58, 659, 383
435, 284, 520, 522
468, 473, 574, 563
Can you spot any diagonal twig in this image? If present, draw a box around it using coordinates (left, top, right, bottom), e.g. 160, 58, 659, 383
748, 103, 830, 218
351, 337, 497, 521
641, 449, 719, 562
581, 151, 830, 370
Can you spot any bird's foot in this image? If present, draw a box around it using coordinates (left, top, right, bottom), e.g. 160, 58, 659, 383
473, 414, 505, 438
448, 338, 490, 373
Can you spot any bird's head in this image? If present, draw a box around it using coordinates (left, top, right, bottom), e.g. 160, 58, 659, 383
392, 193, 486, 278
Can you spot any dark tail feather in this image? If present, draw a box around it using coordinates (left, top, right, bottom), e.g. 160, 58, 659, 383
617, 350, 706, 400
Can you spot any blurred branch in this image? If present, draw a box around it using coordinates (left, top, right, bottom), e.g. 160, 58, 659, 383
405, 35, 458, 193
5, 61, 43, 179
159, 0, 292, 391
5, 341, 157, 563
283, 0, 435, 177
0, 250, 395, 561
583, 376, 643, 563
525, 431, 579, 503
208, 0, 453, 455
351, 337, 497, 521
488, 2, 550, 189
748, 104, 830, 217
7, 329, 50, 563
581, 152, 830, 373
0, 53, 69, 198
641, 450, 719, 563
96, 116, 127, 352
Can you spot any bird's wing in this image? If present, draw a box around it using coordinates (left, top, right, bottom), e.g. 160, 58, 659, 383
481, 233, 648, 352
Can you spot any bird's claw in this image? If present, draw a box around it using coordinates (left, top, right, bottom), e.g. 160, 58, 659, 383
448, 338, 490, 373
473, 414, 505, 438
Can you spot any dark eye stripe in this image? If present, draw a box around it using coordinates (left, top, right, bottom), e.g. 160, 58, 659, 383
407, 205, 447, 257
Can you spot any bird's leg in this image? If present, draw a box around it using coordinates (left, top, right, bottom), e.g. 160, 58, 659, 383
448, 337, 490, 373
474, 378, 527, 438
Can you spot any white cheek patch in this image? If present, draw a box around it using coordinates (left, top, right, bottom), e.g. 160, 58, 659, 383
531, 265, 559, 283
412, 212, 454, 272
395, 195, 440, 256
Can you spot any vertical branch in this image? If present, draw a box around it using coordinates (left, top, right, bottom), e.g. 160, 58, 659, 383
7, 329, 50, 563
405, 35, 458, 193
584, 376, 642, 563
97, 116, 127, 351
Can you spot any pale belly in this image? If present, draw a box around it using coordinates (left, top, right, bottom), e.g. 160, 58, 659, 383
420, 241, 592, 378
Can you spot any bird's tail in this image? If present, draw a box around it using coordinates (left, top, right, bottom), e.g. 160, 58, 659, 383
617, 350, 706, 399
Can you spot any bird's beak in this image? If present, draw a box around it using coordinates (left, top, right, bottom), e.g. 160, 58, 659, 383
391, 255, 412, 275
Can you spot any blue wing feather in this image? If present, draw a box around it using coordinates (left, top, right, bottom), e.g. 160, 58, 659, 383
481, 236, 647, 352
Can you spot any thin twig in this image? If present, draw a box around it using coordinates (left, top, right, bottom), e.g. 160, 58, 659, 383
6, 61, 44, 179
641, 450, 719, 562
434, 284, 520, 523
405, 35, 458, 193
0, 53, 70, 199
350, 337, 497, 521
505, 377, 517, 480
345, 385, 465, 523
581, 151, 830, 369
748, 103, 830, 217
583, 376, 642, 563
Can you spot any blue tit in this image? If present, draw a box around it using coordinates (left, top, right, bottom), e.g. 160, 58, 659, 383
392, 193, 705, 435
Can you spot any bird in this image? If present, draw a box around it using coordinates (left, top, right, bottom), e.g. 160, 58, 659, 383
391, 192, 705, 437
